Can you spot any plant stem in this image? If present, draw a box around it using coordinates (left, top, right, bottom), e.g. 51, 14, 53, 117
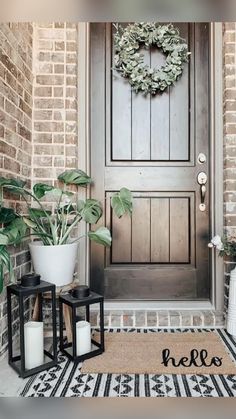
69, 234, 87, 244
59, 214, 82, 245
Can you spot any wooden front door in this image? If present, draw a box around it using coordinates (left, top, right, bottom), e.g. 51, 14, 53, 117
90, 23, 211, 300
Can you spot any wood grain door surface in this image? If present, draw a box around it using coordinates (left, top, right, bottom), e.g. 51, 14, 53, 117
90, 23, 210, 300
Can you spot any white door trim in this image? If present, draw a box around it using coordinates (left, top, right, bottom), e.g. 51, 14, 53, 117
210, 22, 224, 311
77, 23, 90, 285
78, 22, 224, 311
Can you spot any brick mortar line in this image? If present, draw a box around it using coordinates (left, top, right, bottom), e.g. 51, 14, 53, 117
0, 74, 32, 106
1, 151, 32, 166
0, 59, 33, 96
0, 27, 33, 75
0, 96, 32, 123
1, 139, 32, 156
1, 67, 33, 103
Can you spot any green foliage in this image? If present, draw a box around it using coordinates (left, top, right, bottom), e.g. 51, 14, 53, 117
114, 22, 190, 95
0, 207, 18, 224
33, 183, 72, 200
111, 188, 133, 218
58, 169, 92, 187
209, 235, 236, 258
88, 227, 112, 247
219, 238, 236, 258
0, 246, 13, 293
33, 184, 56, 199
28, 208, 52, 218
0, 177, 26, 188
0, 172, 132, 292
78, 199, 103, 224
2, 218, 28, 245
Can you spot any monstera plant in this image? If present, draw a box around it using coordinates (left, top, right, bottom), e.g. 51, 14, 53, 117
0, 170, 132, 291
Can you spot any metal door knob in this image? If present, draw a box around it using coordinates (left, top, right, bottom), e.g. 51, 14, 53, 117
197, 172, 207, 185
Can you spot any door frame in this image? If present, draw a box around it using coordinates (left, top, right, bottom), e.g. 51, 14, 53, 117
77, 22, 224, 311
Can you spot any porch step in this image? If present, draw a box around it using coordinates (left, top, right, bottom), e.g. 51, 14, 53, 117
89, 310, 226, 329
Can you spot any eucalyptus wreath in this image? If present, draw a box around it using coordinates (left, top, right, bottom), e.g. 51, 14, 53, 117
113, 22, 190, 95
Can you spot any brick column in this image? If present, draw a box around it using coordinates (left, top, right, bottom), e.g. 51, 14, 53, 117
223, 23, 236, 313
33, 23, 78, 187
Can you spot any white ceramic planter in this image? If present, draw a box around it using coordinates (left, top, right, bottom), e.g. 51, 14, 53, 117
29, 242, 79, 287
227, 266, 236, 338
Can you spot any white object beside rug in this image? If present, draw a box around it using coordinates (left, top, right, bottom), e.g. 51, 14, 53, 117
227, 266, 236, 338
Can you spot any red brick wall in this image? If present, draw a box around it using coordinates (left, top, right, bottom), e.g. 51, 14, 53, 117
0, 23, 33, 356
0, 23, 79, 356
33, 23, 78, 187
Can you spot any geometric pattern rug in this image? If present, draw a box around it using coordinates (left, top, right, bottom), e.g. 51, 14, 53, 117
20, 329, 236, 397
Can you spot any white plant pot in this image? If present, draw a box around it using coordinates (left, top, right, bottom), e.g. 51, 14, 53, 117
29, 242, 79, 287
227, 266, 236, 338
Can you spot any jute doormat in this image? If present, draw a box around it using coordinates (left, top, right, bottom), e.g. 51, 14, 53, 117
81, 331, 236, 375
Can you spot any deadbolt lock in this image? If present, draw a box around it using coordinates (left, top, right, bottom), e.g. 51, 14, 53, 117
197, 153, 207, 164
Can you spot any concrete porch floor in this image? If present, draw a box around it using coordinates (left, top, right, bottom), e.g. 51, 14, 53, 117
0, 356, 26, 397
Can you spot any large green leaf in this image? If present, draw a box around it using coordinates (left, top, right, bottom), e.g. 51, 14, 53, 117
0, 177, 26, 188
0, 177, 27, 198
0, 233, 9, 245
88, 227, 112, 247
111, 187, 133, 218
23, 217, 37, 229
28, 208, 52, 218
3, 218, 28, 245
0, 245, 13, 293
78, 199, 102, 224
33, 183, 73, 200
58, 169, 92, 187
0, 207, 18, 225
33, 184, 55, 199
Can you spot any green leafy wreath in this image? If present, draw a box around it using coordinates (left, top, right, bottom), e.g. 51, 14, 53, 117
113, 22, 190, 95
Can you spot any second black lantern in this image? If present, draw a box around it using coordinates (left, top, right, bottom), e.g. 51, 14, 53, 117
59, 287, 104, 362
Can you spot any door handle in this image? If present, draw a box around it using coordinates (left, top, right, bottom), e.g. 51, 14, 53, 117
197, 172, 207, 211
200, 184, 206, 204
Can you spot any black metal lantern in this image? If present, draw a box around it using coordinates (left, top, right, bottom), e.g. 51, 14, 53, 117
59, 286, 104, 362
7, 277, 57, 378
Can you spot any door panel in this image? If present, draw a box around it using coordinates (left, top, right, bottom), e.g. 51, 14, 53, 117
151, 198, 169, 263
111, 23, 191, 162
90, 23, 210, 300
169, 198, 189, 263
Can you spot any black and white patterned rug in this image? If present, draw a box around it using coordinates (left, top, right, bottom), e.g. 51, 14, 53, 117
20, 329, 236, 397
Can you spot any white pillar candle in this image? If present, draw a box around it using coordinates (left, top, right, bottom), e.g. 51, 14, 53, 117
76, 320, 91, 356
24, 321, 44, 370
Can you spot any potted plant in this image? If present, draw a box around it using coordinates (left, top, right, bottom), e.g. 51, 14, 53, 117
0, 170, 132, 291
208, 235, 236, 257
